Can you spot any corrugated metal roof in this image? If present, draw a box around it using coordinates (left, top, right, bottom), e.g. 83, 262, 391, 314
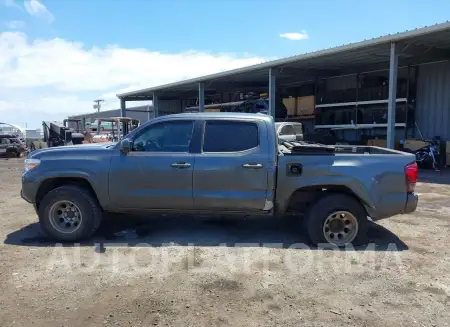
69, 105, 151, 119
118, 21, 450, 98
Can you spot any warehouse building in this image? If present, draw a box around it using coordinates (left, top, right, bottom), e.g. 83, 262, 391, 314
68, 102, 182, 123
114, 22, 450, 150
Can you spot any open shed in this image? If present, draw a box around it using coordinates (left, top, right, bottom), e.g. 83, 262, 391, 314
117, 22, 450, 147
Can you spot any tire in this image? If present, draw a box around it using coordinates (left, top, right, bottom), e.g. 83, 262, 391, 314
38, 185, 103, 242
6, 151, 17, 158
303, 193, 368, 247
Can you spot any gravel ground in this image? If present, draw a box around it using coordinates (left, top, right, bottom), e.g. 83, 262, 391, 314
0, 157, 449, 327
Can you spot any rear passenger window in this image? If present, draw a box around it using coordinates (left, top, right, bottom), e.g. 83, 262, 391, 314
203, 121, 258, 152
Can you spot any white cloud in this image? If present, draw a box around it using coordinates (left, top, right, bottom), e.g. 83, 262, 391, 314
2, 0, 21, 8
23, 0, 54, 23
279, 31, 309, 41
4, 20, 25, 29
0, 32, 266, 128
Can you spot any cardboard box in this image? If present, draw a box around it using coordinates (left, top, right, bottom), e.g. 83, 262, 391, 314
282, 97, 297, 116
296, 96, 315, 116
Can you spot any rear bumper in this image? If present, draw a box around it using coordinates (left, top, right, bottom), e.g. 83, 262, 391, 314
404, 193, 418, 214
368, 192, 418, 221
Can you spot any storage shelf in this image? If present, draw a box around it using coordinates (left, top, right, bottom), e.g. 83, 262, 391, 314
286, 115, 315, 120
315, 98, 407, 108
314, 123, 406, 130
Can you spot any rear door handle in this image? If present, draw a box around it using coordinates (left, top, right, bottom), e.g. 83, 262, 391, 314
171, 162, 191, 168
242, 163, 263, 169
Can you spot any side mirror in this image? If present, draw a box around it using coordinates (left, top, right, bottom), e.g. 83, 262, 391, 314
120, 138, 132, 154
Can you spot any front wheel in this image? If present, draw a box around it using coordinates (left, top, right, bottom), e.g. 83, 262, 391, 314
303, 194, 368, 247
38, 185, 103, 241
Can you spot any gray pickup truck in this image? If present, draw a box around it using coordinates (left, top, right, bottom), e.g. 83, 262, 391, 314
21, 113, 418, 246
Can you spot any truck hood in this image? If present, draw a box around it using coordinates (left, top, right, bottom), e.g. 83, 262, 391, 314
30, 142, 116, 158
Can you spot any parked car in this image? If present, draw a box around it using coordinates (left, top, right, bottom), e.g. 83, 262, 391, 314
0, 135, 27, 157
275, 122, 303, 143
21, 113, 418, 246
86, 119, 114, 132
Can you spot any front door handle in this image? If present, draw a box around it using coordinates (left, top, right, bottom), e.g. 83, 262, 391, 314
242, 163, 263, 169
171, 162, 191, 168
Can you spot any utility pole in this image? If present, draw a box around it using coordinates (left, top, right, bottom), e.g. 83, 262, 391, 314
93, 99, 104, 112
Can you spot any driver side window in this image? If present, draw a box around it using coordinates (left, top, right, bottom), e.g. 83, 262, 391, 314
132, 120, 194, 152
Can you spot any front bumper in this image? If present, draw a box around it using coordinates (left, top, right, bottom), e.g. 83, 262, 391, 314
20, 189, 31, 203
21, 189, 38, 213
21, 171, 39, 204
404, 193, 418, 214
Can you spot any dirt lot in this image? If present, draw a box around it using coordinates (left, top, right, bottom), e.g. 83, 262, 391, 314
0, 157, 449, 327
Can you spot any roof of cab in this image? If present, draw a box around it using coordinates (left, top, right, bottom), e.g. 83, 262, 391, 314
156, 112, 274, 122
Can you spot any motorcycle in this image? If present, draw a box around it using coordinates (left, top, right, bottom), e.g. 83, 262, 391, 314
404, 139, 440, 170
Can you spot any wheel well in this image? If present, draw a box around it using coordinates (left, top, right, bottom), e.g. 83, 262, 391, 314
286, 185, 365, 214
35, 177, 99, 209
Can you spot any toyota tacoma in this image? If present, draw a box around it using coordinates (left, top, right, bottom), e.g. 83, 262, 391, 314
21, 113, 418, 246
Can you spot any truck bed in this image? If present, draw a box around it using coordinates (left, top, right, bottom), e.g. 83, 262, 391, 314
278, 141, 410, 156
276, 141, 417, 220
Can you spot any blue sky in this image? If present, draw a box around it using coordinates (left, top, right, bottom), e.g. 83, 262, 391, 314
1, 0, 449, 128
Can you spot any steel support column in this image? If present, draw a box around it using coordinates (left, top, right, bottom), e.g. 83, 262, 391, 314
120, 97, 126, 117
153, 93, 159, 118
268, 68, 276, 119
119, 98, 128, 136
387, 42, 398, 149
198, 82, 205, 112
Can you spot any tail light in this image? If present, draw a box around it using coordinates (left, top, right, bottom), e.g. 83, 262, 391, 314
405, 162, 418, 193
19, 143, 25, 149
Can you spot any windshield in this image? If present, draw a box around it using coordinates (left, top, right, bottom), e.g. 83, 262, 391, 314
293, 124, 303, 134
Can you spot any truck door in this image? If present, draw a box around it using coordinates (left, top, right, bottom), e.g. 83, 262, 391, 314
109, 120, 196, 211
193, 119, 270, 212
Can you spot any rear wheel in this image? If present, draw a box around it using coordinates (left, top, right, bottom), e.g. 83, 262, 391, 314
303, 193, 368, 247
38, 185, 103, 241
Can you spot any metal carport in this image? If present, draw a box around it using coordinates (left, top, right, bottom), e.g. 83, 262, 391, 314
117, 21, 450, 148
